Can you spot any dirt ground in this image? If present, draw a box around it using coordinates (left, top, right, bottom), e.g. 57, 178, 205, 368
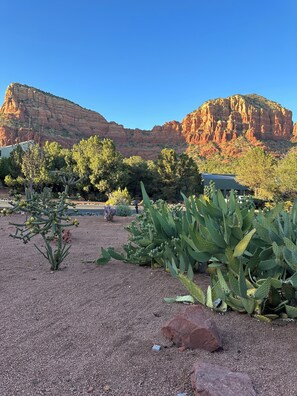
1, 214, 297, 396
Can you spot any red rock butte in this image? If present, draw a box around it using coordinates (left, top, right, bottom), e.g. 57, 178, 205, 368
0, 83, 296, 159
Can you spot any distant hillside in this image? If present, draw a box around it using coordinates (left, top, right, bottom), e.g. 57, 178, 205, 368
0, 83, 296, 159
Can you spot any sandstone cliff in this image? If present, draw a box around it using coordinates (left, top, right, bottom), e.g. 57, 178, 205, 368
293, 122, 297, 141
0, 84, 295, 159
182, 94, 293, 145
0, 83, 185, 158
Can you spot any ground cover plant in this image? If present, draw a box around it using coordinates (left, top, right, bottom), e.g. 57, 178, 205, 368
99, 182, 297, 321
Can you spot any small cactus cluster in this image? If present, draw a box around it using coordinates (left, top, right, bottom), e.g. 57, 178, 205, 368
8, 187, 79, 271
104, 205, 116, 221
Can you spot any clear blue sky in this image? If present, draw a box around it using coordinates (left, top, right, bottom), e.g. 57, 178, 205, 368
1, 0, 296, 129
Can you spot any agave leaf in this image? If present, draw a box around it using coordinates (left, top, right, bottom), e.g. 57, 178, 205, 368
217, 269, 230, 295
178, 273, 206, 305
226, 295, 246, 312
179, 253, 186, 273
254, 278, 271, 300
163, 295, 195, 304
96, 247, 111, 265
204, 217, 226, 248
228, 271, 240, 296
242, 209, 254, 232
270, 277, 283, 289
288, 272, 297, 287
233, 229, 256, 257
254, 221, 272, 244
217, 189, 228, 214
140, 182, 152, 208
230, 226, 244, 242
206, 285, 213, 308
258, 259, 278, 271
241, 297, 255, 314
254, 314, 272, 323
187, 262, 194, 280
282, 283, 296, 301
223, 215, 231, 244
259, 247, 273, 261
284, 237, 297, 253
107, 248, 126, 261
238, 263, 247, 298
187, 247, 211, 262
285, 304, 297, 318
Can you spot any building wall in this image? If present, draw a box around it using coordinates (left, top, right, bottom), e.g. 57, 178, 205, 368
0, 140, 34, 158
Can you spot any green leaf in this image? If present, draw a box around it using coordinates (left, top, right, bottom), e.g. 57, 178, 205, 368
254, 278, 271, 300
233, 229, 256, 257
289, 272, 297, 287
241, 297, 255, 314
96, 248, 111, 265
238, 263, 247, 298
107, 248, 126, 261
177, 273, 205, 305
187, 263, 194, 280
217, 269, 230, 295
285, 304, 297, 318
163, 295, 195, 304
206, 286, 213, 308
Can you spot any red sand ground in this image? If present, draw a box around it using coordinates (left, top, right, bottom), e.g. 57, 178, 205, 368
1, 214, 297, 396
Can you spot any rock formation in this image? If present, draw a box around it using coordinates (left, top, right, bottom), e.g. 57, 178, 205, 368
182, 94, 293, 145
293, 122, 297, 141
0, 83, 185, 158
0, 84, 295, 158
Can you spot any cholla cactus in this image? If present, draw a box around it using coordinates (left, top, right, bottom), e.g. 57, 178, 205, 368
9, 187, 78, 271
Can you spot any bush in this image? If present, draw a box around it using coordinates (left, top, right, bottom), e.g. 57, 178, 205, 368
116, 204, 132, 217
106, 188, 131, 205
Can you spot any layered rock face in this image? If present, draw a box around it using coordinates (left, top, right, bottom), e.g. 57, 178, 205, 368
293, 122, 297, 141
182, 94, 293, 145
0, 83, 185, 158
0, 84, 294, 159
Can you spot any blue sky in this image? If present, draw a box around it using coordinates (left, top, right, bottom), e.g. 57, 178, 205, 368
1, 0, 296, 129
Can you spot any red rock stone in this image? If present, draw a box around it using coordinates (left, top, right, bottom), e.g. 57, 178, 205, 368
161, 305, 222, 352
0, 84, 294, 159
191, 362, 256, 396
0, 83, 185, 159
182, 94, 293, 145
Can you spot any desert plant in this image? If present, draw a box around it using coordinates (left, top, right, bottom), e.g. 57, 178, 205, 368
7, 186, 78, 271
116, 204, 132, 217
106, 187, 131, 205
104, 205, 116, 221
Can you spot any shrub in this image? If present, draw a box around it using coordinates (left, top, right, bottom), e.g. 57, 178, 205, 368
106, 188, 131, 205
116, 204, 132, 217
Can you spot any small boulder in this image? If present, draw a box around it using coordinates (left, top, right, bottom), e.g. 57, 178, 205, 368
191, 362, 256, 396
161, 305, 222, 352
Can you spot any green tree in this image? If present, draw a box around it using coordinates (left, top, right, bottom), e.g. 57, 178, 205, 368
123, 156, 155, 198
154, 148, 202, 201
43, 141, 66, 171
71, 137, 126, 197
276, 150, 297, 198
21, 144, 50, 191
235, 147, 277, 199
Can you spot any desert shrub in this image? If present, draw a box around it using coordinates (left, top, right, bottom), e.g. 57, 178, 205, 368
106, 188, 131, 205
104, 205, 116, 221
6, 187, 78, 271
116, 204, 132, 217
